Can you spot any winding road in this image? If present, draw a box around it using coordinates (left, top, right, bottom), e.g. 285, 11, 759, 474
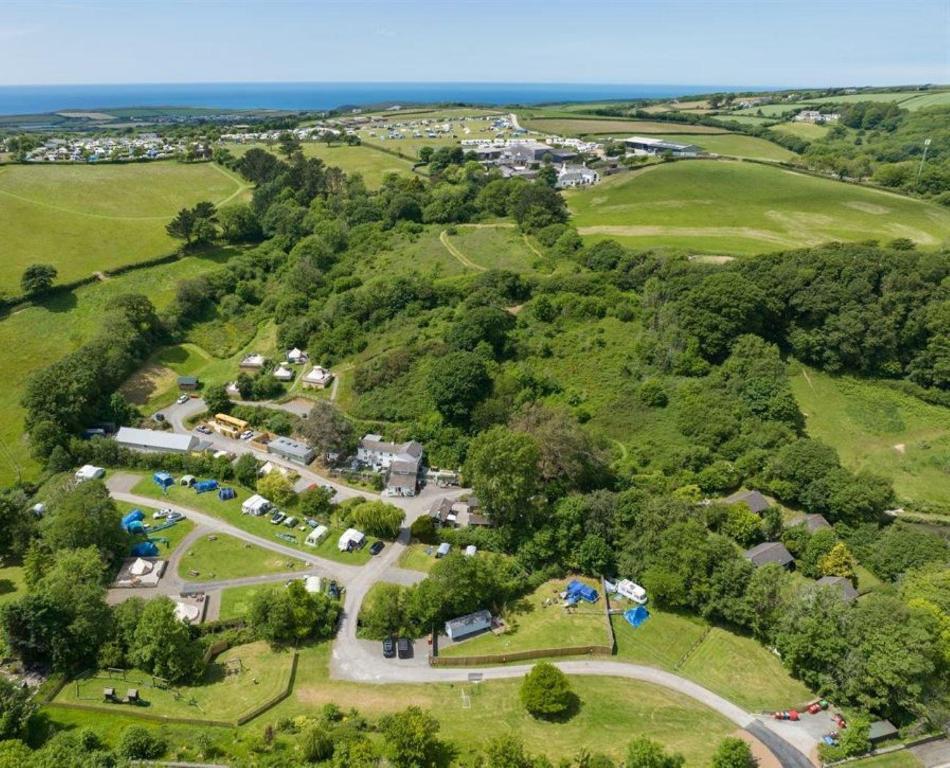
110, 398, 817, 767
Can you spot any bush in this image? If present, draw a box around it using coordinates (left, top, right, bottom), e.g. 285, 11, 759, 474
410, 515, 437, 544
117, 725, 165, 760
520, 662, 574, 719
300, 726, 334, 762
638, 379, 668, 407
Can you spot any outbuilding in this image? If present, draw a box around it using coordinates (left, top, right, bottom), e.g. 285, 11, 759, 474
817, 575, 859, 603
444, 609, 492, 641
868, 719, 898, 744
267, 436, 315, 466
115, 427, 199, 454
743, 541, 794, 569
177, 375, 199, 391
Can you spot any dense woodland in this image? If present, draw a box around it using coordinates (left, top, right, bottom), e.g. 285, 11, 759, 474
2, 128, 949, 764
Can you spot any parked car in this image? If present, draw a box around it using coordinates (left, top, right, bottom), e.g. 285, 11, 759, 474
196, 424, 212, 434
328, 580, 341, 599
305, 518, 318, 529
153, 509, 169, 520
270, 511, 286, 525
382, 637, 396, 658
369, 541, 385, 556
240, 430, 254, 440
166, 511, 184, 523
154, 413, 165, 422
397, 637, 412, 659
177, 394, 190, 404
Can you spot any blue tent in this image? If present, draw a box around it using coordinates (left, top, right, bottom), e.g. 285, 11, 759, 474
153, 471, 174, 489
194, 479, 219, 493
121, 509, 145, 532
218, 487, 236, 501
565, 580, 599, 604
624, 605, 650, 629
131, 541, 159, 557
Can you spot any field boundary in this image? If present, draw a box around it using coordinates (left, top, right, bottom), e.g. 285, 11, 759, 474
429, 643, 613, 667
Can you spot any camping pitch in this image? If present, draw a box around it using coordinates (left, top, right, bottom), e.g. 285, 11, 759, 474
624, 605, 650, 629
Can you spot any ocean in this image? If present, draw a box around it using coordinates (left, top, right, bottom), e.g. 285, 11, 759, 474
0, 82, 772, 116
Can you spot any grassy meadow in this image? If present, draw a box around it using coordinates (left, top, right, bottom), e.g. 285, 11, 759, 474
0, 162, 247, 291
519, 116, 724, 135
654, 133, 797, 161
567, 160, 950, 255
178, 533, 306, 582
218, 583, 271, 620
790, 365, 950, 511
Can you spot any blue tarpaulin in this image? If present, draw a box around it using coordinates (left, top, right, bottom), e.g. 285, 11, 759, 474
624, 605, 650, 628
565, 579, 599, 603
131, 541, 159, 557
121, 509, 145, 531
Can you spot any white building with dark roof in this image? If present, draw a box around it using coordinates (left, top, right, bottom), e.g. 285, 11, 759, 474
358, 434, 423, 497
624, 136, 702, 156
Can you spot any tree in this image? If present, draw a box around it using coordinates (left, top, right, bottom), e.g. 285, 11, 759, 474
520, 662, 573, 719
233, 453, 260, 488
0, 677, 34, 740
358, 582, 407, 640
744, 563, 791, 642
21, 263, 58, 295
219, 203, 262, 243
624, 737, 685, 768
117, 725, 165, 759
379, 706, 442, 768
510, 183, 568, 231
484, 735, 535, 768
203, 384, 232, 416
129, 597, 204, 683
250, 581, 341, 647
418, 146, 434, 164
0, 488, 35, 557
300, 725, 335, 762
166, 206, 197, 244
299, 485, 336, 520
710, 737, 755, 768
257, 471, 297, 507
818, 542, 857, 583
537, 164, 558, 188
278, 131, 302, 158
300, 401, 354, 458
427, 351, 491, 424
41, 480, 128, 566
464, 426, 540, 529
348, 500, 404, 539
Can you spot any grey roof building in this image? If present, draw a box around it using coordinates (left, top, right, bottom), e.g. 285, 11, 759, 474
624, 136, 702, 156
115, 427, 199, 454
867, 719, 898, 743
267, 436, 316, 466
445, 609, 493, 641
804, 513, 832, 533
724, 489, 771, 514
816, 575, 858, 603
743, 541, 794, 569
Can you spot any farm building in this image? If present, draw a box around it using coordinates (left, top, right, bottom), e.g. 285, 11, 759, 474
305, 525, 329, 547
556, 165, 599, 188
505, 141, 576, 165
242, 494, 271, 516
816, 575, 858, 603
445, 609, 493, 641
213, 413, 248, 438
624, 136, 701, 156
115, 427, 199, 454
267, 436, 315, 466
75, 464, 105, 482
177, 375, 199, 391
338, 528, 366, 552
302, 365, 334, 389
743, 541, 794, 569
724, 489, 771, 513
239, 353, 267, 370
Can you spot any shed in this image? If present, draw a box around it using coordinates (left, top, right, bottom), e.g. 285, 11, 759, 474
242, 494, 271, 516
436, 542, 451, 558
177, 375, 199, 391
868, 719, 898, 743
804, 513, 832, 533
445, 609, 492, 641
724, 489, 771, 514
306, 525, 329, 547
743, 542, 794, 569
153, 471, 174, 489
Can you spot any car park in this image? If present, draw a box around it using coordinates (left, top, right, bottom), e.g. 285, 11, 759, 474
369, 541, 385, 555
382, 637, 396, 658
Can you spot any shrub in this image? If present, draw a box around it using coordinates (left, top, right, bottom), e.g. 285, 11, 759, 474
300, 726, 334, 762
117, 726, 165, 760
638, 379, 668, 407
520, 662, 573, 719
410, 515, 437, 544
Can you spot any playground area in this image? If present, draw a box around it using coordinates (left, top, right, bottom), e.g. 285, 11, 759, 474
438, 577, 610, 659
54, 641, 295, 723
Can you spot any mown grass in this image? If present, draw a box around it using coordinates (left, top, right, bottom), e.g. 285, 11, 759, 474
567, 160, 950, 255
611, 607, 708, 670
218, 583, 271, 620
790, 365, 950, 511
0, 249, 238, 486
0, 162, 246, 291
808, 90, 950, 108
519, 116, 724, 135
654, 133, 797, 161
847, 753, 922, 768
770, 121, 832, 140
439, 577, 610, 658
115, 500, 196, 555
178, 533, 306, 582
397, 543, 437, 573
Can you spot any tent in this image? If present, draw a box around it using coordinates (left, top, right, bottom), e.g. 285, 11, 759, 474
624, 605, 650, 628
129, 558, 154, 576
218, 487, 236, 501
131, 541, 159, 558
121, 509, 145, 532
153, 471, 174, 489
194, 479, 218, 494
565, 579, 599, 604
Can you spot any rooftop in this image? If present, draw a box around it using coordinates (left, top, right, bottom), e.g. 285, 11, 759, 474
816, 575, 858, 602
743, 541, 793, 567
268, 435, 314, 459
115, 427, 198, 452
724, 489, 771, 514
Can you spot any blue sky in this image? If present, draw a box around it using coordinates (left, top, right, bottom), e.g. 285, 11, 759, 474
1, 0, 947, 87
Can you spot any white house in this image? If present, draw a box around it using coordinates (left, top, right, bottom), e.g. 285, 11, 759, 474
305, 525, 329, 547
75, 464, 105, 482
338, 528, 366, 552
302, 365, 334, 389
242, 494, 272, 516
556, 165, 599, 189
358, 434, 424, 497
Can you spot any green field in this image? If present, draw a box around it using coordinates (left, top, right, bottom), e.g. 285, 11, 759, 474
567, 160, 950, 255
226, 141, 417, 187
397, 543, 437, 573
808, 90, 950, 109
654, 133, 797, 161
520, 116, 724, 135
771, 121, 832, 140
129, 475, 377, 565
0, 563, 25, 607
677, 628, 813, 711
54, 641, 294, 722
0, 249, 237, 486
848, 754, 922, 768
178, 533, 306, 581
0, 162, 247, 291
218, 583, 271, 620
790, 365, 950, 510
439, 578, 610, 658
611, 608, 708, 670
445, 225, 551, 273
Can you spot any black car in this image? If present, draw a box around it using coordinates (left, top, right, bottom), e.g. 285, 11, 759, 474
382, 637, 396, 658
369, 541, 385, 556
397, 637, 412, 659
328, 580, 341, 599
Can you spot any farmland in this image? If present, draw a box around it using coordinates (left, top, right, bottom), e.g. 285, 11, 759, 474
518, 116, 725, 135
0, 249, 237, 486
653, 133, 797, 161
0, 162, 247, 291
790, 365, 950, 511
807, 89, 950, 109
567, 160, 950, 255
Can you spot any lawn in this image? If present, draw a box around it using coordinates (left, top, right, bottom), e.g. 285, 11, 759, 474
226, 141, 417, 187
53, 640, 294, 723
444, 225, 551, 274
0, 162, 247, 292
397, 543, 437, 574
218, 583, 271, 620
115, 500, 196, 555
790, 365, 950, 510
0, 249, 238, 486
653, 133, 797, 161
567, 160, 950, 255
611, 607, 708, 671
178, 533, 306, 582
439, 577, 611, 658
847, 753, 922, 768
519, 116, 725, 135
0, 563, 26, 607
677, 628, 813, 711
129, 475, 376, 565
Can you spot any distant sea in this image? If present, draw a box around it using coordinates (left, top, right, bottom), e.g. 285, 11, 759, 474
0, 82, 773, 116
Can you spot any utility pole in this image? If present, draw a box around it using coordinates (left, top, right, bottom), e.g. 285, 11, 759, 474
915, 138, 932, 190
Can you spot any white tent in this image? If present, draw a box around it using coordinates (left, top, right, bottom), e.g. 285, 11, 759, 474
242, 494, 271, 516
129, 558, 153, 576
303, 575, 322, 593
464, 545, 477, 557
306, 525, 329, 547
337, 528, 365, 552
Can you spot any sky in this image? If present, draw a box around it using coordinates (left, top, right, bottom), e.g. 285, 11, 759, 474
0, 0, 948, 87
